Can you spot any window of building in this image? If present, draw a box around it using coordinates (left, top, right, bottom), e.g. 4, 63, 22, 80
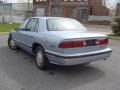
64, 0, 68, 1
84, 0, 88, 1
67, 7, 77, 18
81, 9, 88, 22
81, 9, 88, 18
36, 0, 46, 2
36, 0, 39, 2
52, 6, 61, 17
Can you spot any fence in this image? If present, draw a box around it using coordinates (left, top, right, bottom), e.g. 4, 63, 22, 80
0, 3, 33, 23
0, 10, 25, 23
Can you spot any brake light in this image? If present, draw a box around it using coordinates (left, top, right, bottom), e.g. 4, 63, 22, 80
73, 41, 86, 47
59, 40, 86, 48
59, 41, 72, 48
96, 39, 108, 45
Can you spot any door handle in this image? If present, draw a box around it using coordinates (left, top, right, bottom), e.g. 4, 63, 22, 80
29, 35, 34, 38
17, 33, 23, 36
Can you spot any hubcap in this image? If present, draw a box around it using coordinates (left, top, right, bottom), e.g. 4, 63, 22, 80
9, 39, 17, 49
36, 50, 44, 67
10, 39, 16, 47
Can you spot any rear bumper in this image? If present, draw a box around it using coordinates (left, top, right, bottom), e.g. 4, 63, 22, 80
46, 48, 112, 65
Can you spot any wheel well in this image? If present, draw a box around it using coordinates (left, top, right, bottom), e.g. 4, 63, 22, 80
9, 34, 12, 38
32, 43, 44, 53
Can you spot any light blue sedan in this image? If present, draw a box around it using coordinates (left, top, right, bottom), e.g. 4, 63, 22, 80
8, 17, 112, 70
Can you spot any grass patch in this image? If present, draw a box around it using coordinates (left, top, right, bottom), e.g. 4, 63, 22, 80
108, 33, 120, 37
0, 23, 20, 32
108, 33, 120, 40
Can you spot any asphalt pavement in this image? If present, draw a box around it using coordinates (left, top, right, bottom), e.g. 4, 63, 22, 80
0, 35, 120, 90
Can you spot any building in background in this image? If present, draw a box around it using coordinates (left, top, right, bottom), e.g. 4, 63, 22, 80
33, 0, 90, 23
0, 2, 12, 23
90, 0, 109, 16
12, 3, 33, 19
0, 3, 33, 23
116, 3, 120, 17
0, 1, 3, 18
88, 0, 112, 25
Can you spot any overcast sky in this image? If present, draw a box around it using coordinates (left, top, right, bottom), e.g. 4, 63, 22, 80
1, 0, 119, 8
105, 0, 119, 8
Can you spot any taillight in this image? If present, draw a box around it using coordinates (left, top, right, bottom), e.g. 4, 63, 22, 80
59, 40, 86, 48
59, 41, 72, 48
73, 41, 86, 47
96, 39, 108, 45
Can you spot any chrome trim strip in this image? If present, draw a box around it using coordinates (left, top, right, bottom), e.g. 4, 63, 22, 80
14, 39, 32, 48
62, 37, 108, 42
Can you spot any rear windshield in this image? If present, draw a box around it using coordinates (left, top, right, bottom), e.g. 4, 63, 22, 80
47, 18, 87, 31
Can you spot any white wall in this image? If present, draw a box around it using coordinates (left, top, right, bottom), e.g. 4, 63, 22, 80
88, 15, 113, 21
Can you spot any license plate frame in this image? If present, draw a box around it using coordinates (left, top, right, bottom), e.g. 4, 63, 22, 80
86, 39, 96, 46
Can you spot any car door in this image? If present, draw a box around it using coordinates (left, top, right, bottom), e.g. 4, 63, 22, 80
14, 18, 39, 53
13, 19, 29, 47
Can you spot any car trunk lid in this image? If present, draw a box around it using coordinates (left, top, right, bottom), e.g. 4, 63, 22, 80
48, 31, 108, 54
48, 31, 107, 39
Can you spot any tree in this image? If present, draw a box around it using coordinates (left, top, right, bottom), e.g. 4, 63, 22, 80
112, 17, 120, 34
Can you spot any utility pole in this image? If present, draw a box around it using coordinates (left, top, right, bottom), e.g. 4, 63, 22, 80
49, 0, 52, 16
2, 0, 5, 23
2, 0, 8, 23
28, 0, 30, 11
11, 3, 13, 23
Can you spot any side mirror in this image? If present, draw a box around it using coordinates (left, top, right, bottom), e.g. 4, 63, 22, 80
25, 28, 31, 31
14, 28, 31, 31
23, 28, 31, 31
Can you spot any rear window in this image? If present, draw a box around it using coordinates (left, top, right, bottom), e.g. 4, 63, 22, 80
47, 18, 87, 31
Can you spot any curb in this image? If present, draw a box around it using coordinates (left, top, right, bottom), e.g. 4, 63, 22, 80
0, 32, 9, 35
109, 37, 120, 40
107, 33, 120, 40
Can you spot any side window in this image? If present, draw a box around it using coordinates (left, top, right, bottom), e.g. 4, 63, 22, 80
19, 19, 29, 29
25, 18, 38, 32
34, 20, 39, 32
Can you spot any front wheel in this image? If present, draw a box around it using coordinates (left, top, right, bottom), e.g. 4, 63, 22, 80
35, 46, 49, 70
8, 37, 18, 50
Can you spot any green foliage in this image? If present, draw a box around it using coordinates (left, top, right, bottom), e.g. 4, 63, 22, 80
108, 33, 120, 40
115, 17, 120, 23
0, 23, 20, 32
111, 17, 120, 34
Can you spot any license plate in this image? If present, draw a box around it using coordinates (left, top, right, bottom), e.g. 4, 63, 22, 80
86, 40, 96, 46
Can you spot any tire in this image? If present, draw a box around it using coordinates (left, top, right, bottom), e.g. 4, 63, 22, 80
8, 36, 18, 50
35, 46, 49, 70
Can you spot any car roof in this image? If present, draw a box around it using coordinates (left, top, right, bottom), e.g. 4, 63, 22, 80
30, 17, 71, 20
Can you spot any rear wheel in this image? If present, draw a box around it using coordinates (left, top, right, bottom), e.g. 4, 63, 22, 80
35, 46, 49, 70
8, 37, 18, 50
